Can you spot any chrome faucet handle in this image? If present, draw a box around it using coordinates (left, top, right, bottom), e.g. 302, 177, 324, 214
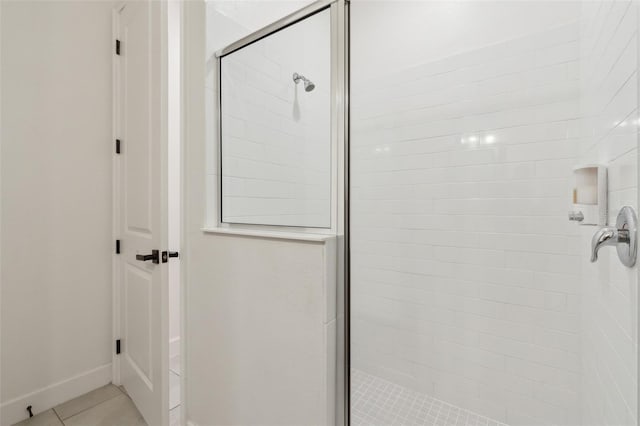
591, 227, 618, 262
590, 206, 637, 267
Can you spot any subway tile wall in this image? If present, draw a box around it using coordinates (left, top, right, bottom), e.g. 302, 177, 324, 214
350, 18, 584, 426
220, 8, 332, 227
579, 1, 638, 425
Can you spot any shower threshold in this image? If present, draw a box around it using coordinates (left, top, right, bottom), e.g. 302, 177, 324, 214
351, 369, 508, 426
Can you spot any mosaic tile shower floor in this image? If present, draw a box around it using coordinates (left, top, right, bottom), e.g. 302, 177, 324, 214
351, 369, 509, 426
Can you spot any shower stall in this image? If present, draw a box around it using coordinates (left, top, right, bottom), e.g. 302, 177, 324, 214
349, 2, 638, 424
209, 0, 639, 424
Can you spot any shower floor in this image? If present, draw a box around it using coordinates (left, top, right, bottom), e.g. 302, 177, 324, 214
351, 369, 508, 426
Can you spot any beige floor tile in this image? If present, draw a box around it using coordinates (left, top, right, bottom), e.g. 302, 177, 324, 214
53, 384, 122, 420
169, 406, 181, 426
63, 394, 147, 426
13, 409, 63, 426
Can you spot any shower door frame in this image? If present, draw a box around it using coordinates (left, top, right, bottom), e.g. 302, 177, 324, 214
215, 0, 347, 235
214, 1, 351, 424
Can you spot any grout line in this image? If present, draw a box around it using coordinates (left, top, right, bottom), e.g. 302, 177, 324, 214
56, 385, 125, 422
52, 408, 65, 426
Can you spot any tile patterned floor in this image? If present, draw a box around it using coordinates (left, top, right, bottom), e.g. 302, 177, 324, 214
14, 356, 182, 426
13, 385, 146, 426
13, 363, 506, 426
351, 369, 508, 426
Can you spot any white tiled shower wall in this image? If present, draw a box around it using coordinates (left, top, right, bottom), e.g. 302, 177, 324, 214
220, 9, 331, 227
579, 1, 638, 425
351, 4, 588, 425
352, 1, 640, 425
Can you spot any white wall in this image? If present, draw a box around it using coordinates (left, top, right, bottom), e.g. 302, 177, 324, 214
207, 0, 312, 44
579, 1, 638, 425
351, 1, 581, 82
0, 1, 114, 424
186, 232, 336, 425
350, 2, 583, 425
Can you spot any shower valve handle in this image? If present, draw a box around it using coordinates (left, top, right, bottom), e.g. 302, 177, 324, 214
591, 227, 623, 262
590, 206, 637, 267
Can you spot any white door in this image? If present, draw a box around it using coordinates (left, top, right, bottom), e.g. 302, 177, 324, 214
115, 2, 168, 425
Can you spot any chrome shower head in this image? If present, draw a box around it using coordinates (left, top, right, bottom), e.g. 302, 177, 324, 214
293, 72, 315, 92
304, 80, 315, 92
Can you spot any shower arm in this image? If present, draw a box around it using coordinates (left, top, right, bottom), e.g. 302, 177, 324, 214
293, 72, 307, 84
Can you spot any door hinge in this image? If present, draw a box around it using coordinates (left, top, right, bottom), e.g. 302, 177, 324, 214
115, 240, 121, 254
115, 139, 121, 154
116, 339, 121, 355
115, 39, 121, 56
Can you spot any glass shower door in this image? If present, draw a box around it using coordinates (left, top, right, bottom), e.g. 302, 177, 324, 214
349, 1, 638, 425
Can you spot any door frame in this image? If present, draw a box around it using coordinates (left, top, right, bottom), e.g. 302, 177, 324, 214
111, 2, 175, 425
111, 1, 124, 387
167, 2, 186, 425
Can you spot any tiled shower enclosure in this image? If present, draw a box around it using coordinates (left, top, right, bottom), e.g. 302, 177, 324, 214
350, 1, 637, 425
207, 0, 639, 424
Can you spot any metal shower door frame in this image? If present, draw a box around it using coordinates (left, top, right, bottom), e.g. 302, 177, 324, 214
215, 0, 347, 235
214, 1, 351, 424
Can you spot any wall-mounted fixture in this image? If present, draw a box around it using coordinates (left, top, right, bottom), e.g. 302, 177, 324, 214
591, 206, 637, 267
293, 72, 315, 92
569, 165, 607, 226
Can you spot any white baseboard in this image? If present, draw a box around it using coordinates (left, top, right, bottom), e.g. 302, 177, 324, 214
170, 337, 181, 359
1, 363, 112, 426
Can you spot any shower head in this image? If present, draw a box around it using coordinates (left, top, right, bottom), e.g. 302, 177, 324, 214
304, 80, 315, 92
293, 72, 315, 92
